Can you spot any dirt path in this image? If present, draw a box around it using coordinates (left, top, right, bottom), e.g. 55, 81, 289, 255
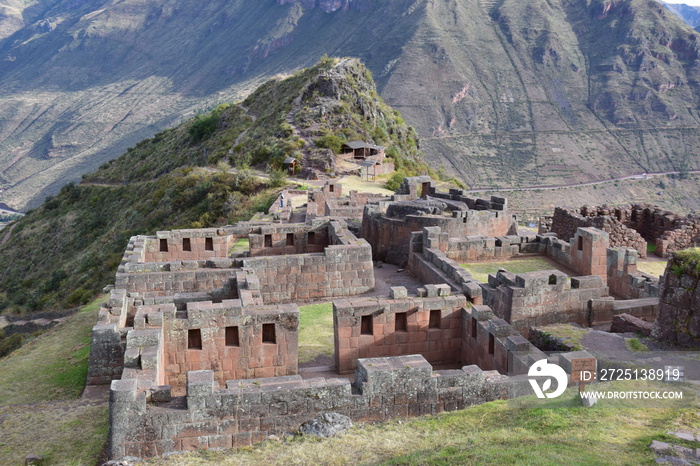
467, 170, 700, 193
0, 223, 16, 246
233, 105, 257, 146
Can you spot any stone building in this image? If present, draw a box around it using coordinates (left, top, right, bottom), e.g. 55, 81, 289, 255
88, 176, 676, 460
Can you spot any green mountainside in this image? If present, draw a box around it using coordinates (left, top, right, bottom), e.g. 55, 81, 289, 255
0, 58, 424, 316
2, 0, 700, 212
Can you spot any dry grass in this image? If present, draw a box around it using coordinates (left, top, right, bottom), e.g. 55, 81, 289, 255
636, 260, 668, 278
333, 175, 394, 195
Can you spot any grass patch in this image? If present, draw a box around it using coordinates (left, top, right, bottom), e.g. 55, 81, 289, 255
626, 337, 649, 351
0, 401, 108, 466
0, 295, 110, 465
460, 256, 563, 283
647, 243, 657, 255
298, 302, 334, 364
0, 295, 105, 405
229, 237, 250, 254
536, 323, 588, 351
150, 386, 698, 465
636, 260, 668, 277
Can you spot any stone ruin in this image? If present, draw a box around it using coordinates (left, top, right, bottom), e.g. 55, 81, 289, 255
362, 176, 518, 266
542, 204, 700, 258
89, 176, 689, 460
406, 223, 660, 333
653, 252, 700, 346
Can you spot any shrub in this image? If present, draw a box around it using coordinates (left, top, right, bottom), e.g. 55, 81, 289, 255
314, 133, 345, 154
189, 114, 219, 142
269, 169, 288, 188
385, 170, 406, 192
0, 333, 24, 358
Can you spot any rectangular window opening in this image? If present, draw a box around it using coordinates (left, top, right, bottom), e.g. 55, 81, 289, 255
471, 317, 477, 338
225, 326, 239, 347
361, 315, 373, 335
577, 236, 584, 251
488, 334, 495, 355
329, 184, 334, 192
159, 238, 168, 252
308, 232, 316, 245
262, 323, 276, 344
188, 329, 202, 350
182, 238, 191, 252
395, 312, 407, 332
429, 310, 441, 329
264, 234, 273, 248
205, 237, 214, 251
286, 233, 294, 246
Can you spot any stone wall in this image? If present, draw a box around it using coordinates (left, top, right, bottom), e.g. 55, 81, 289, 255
362, 193, 516, 267
652, 252, 700, 345
546, 207, 647, 257
333, 295, 467, 373
140, 300, 300, 395
143, 229, 235, 262
114, 220, 374, 305
248, 223, 329, 257
546, 204, 700, 258
87, 305, 125, 385
108, 354, 533, 459
658, 220, 700, 257
241, 221, 374, 304
106, 292, 596, 460
606, 248, 660, 299
306, 181, 389, 220
481, 270, 608, 333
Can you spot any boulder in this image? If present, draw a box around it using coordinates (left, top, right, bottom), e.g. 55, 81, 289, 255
299, 412, 352, 438
610, 313, 653, 336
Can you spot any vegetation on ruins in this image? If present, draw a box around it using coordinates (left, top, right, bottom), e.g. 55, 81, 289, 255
0, 58, 426, 320
671, 248, 700, 278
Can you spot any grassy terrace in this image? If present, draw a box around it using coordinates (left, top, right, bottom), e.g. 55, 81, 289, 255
460, 256, 566, 283
0, 297, 109, 465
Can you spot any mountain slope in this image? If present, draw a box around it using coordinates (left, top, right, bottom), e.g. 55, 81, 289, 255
661, 1, 700, 28
1, 0, 700, 211
382, 0, 700, 191
0, 58, 422, 315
